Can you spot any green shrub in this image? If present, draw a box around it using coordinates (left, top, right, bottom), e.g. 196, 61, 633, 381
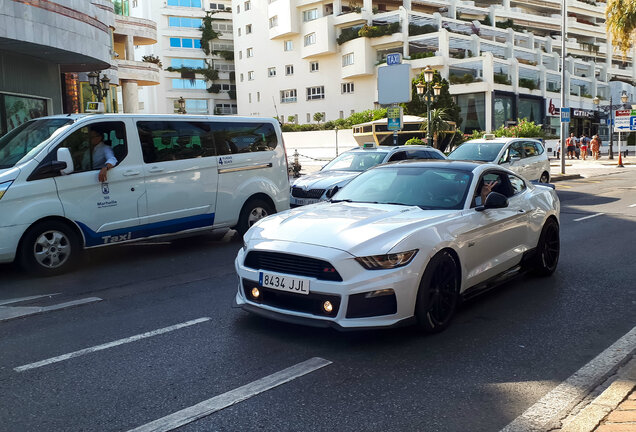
449, 73, 475, 84
493, 73, 512, 85
409, 51, 435, 59
408, 24, 438, 35
337, 26, 362, 45
518, 78, 538, 90
406, 138, 426, 146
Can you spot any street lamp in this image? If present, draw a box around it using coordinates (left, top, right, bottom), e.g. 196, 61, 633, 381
87, 71, 110, 101
416, 66, 442, 146
593, 90, 629, 160
177, 96, 187, 114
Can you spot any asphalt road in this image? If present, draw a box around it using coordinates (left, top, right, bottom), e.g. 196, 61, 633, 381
0, 170, 635, 432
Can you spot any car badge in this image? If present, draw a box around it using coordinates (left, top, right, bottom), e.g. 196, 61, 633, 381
101, 183, 110, 195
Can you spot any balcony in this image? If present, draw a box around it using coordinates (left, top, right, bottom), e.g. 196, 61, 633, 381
114, 15, 157, 45
268, 1, 298, 39
300, 15, 336, 58
116, 60, 160, 86
340, 37, 375, 79
567, 17, 605, 38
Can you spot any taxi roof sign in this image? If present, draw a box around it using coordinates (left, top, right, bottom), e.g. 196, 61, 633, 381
362, 142, 377, 148
483, 134, 495, 140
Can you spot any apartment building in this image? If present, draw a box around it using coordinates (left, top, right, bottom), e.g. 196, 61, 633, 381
138, 0, 237, 115
233, 0, 635, 135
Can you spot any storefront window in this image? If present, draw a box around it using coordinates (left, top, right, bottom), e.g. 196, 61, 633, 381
457, 93, 486, 134
518, 98, 542, 123
0, 93, 48, 136
494, 94, 514, 130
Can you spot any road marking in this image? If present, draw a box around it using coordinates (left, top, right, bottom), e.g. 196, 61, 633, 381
0, 297, 102, 322
500, 325, 636, 432
629, 204, 636, 208
0, 293, 61, 306
128, 357, 332, 432
14, 317, 211, 372
573, 213, 605, 222
557, 184, 572, 189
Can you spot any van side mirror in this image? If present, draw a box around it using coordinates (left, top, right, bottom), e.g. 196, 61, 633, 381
476, 192, 508, 211
57, 148, 74, 175
325, 185, 339, 199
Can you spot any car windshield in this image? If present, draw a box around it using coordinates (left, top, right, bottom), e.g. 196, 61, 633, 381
332, 166, 472, 210
448, 142, 505, 162
0, 119, 73, 168
321, 151, 387, 172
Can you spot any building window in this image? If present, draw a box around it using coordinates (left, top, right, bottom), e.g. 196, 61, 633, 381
341, 82, 354, 93
306, 86, 325, 100
285, 64, 294, 75
167, 0, 201, 7
248, 93, 252, 103
238, 28, 241, 36
236, 5, 240, 13
280, 89, 297, 103
257, 92, 260, 102
310, 61, 319, 72
169, 37, 202, 49
209, 3, 225, 10
342, 52, 354, 67
268, 67, 276, 77
248, 71, 255, 80
244, 1, 251, 11
269, 16, 278, 28
284, 40, 293, 51
246, 24, 252, 34
246, 47, 253, 57
168, 17, 203, 28
302, 8, 318, 22
171, 79, 207, 89
306, 113, 311, 122
304, 33, 316, 46
171, 58, 206, 68
339, 110, 344, 119
215, 103, 237, 114
240, 73, 244, 82
238, 51, 242, 59
173, 99, 208, 114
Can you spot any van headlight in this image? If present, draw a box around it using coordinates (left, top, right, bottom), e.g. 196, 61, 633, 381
0, 181, 13, 201
355, 250, 418, 270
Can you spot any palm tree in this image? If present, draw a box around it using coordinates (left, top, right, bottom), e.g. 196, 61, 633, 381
421, 108, 452, 149
606, 0, 636, 56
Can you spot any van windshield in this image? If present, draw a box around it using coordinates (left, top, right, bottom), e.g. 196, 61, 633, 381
0, 119, 73, 168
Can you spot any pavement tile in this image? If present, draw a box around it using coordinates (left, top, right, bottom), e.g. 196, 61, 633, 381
617, 400, 636, 410
605, 410, 636, 423
596, 425, 636, 432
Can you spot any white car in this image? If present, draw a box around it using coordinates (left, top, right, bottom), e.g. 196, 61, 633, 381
290, 145, 445, 207
235, 161, 560, 332
448, 136, 551, 183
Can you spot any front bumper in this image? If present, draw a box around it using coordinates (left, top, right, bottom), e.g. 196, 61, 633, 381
0, 224, 28, 263
234, 241, 422, 329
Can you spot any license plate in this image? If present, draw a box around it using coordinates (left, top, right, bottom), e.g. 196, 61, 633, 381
259, 271, 310, 295
292, 198, 319, 206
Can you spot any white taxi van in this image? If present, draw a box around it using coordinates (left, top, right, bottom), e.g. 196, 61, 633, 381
0, 114, 289, 275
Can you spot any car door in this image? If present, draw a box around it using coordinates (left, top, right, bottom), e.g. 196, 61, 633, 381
136, 119, 218, 230
458, 170, 531, 287
499, 141, 526, 178
52, 120, 147, 247
520, 140, 542, 180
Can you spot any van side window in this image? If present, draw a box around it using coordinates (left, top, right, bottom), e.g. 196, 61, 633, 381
57, 122, 127, 172
136, 121, 216, 163
523, 141, 537, 157
210, 122, 278, 154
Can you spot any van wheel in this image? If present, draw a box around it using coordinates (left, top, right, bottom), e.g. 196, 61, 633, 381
236, 199, 274, 236
539, 172, 550, 183
19, 221, 80, 276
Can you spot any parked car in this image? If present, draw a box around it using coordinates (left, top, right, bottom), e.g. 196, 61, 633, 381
448, 135, 550, 183
290, 144, 446, 207
235, 160, 560, 332
0, 114, 289, 275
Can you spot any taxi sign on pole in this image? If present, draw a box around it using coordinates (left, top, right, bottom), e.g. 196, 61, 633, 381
387, 106, 402, 131
386, 53, 402, 65
560, 107, 570, 123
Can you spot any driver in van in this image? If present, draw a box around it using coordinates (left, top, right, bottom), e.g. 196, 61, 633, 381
84, 128, 117, 182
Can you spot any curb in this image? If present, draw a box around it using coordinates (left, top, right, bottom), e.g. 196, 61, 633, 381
551, 174, 583, 182
559, 357, 636, 432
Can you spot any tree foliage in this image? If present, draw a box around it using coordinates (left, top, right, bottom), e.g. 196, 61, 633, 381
606, 0, 636, 56
402, 70, 462, 131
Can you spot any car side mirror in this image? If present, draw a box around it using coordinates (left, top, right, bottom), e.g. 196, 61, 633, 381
476, 192, 508, 212
28, 160, 68, 181
325, 185, 340, 199
57, 147, 74, 175
509, 155, 521, 164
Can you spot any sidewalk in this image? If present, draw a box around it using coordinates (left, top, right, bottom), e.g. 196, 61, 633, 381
549, 156, 636, 182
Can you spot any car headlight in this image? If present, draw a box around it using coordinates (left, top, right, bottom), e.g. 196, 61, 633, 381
0, 181, 13, 201
355, 250, 418, 270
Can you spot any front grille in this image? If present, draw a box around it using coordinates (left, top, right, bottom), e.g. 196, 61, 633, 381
291, 187, 325, 199
242, 279, 341, 316
244, 251, 343, 282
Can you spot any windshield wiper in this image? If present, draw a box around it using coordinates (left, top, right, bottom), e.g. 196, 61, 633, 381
382, 202, 409, 206
330, 199, 353, 203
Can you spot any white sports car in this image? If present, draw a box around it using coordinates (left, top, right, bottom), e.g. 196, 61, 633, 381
234, 161, 560, 332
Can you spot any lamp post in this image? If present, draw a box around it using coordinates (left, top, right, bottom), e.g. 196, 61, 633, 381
593, 90, 628, 160
87, 71, 110, 102
416, 66, 442, 146
177, 96, 187, 114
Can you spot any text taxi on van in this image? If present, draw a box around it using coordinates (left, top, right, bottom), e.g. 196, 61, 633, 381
0, 114, 290, 276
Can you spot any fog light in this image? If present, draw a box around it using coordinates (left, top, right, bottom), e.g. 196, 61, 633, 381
251, 287, 260, 299
323, 301, 333, 314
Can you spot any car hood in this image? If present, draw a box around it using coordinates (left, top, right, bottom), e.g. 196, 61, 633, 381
291, 170, 360, 190
0, 167, 20, 182
247, 202, 459, 255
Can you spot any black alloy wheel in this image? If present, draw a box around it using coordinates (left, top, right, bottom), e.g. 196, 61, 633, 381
539, 172, 550, 183
533, 218, 560, 276
415, 251, 460, 333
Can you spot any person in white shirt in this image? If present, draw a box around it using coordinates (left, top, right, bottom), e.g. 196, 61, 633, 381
84, 128, 117, 182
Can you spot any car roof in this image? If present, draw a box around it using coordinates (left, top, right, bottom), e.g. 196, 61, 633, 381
463, 137, 541, 144
376, 159, 485, 172
345, 145, 439, 154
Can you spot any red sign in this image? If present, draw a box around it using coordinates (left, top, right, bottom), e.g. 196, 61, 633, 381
615, 110, 631, 116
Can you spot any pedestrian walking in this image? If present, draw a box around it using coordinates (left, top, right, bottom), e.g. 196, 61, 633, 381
566, 133, 576, 159
591, 135, 600, 160
580, 134, 588, 160
556, 140, 561, 159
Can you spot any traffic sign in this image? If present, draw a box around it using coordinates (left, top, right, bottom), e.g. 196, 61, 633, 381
386, 53, 402, 65
387, 106, 402, 131
614, 109, 636, 132
560, 107, 570, 123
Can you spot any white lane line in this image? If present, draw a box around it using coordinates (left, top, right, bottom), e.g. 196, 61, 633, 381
629, 204, 636, 208
14, 317, 211, 372
573, 213, 605, 222
0, 293, 61, 306
128, 357, 332, 432
500, 325, 636, 432
0, 297, 102, 322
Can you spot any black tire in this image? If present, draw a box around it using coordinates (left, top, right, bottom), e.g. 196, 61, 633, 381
531, 218, 560, 277
414, 250, 460, 333
539, 172, 550, 183
235, 198, 275, 236
19, 221, 80, 276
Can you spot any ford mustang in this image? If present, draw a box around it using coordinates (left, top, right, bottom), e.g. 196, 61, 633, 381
234, 161, 560, 332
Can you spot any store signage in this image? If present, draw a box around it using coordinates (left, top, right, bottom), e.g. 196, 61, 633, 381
572, 109, 595, 118
387, 106, 403, 131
